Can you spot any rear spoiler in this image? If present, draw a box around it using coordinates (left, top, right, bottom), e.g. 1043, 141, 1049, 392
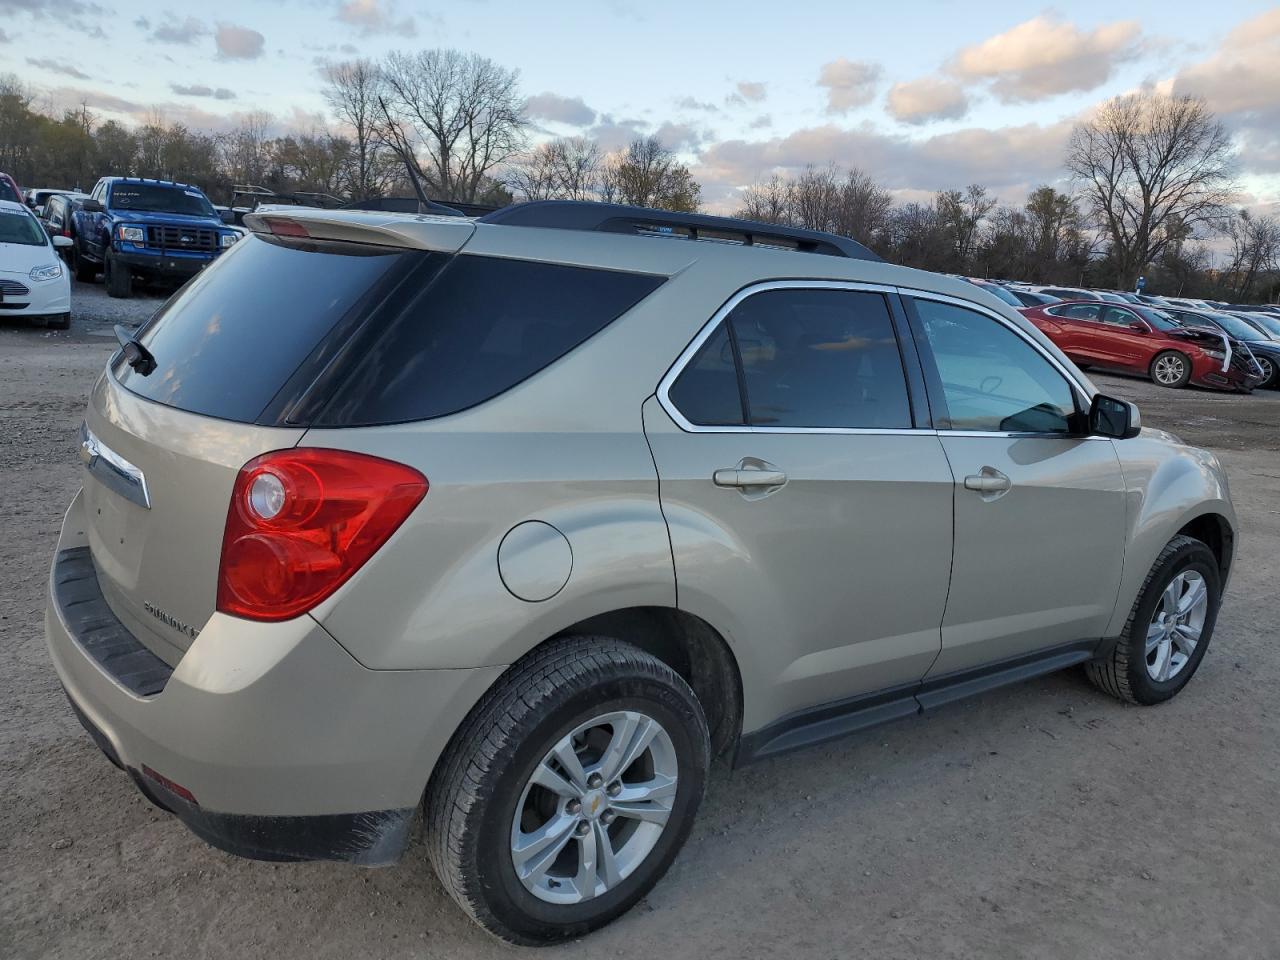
242, 207, 475, 253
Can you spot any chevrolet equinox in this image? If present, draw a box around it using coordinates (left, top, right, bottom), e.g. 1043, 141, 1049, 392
47, 201, 1236, 944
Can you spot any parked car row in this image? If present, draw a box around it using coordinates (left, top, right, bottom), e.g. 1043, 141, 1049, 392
960, 277, 1280, 392
5, 174, 240, 302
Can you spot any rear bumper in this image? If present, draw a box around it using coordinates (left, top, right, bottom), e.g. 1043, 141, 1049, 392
46, 490, 504, 864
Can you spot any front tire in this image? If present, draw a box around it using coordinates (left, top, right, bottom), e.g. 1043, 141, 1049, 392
105, 253, 132, 299
73, 245, 96, 283
1150, 350, 1192, 388
426, 636, 710, 945
1086, 535, 1221, 705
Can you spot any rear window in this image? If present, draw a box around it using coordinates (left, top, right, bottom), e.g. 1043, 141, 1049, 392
115, 235, 415, 423
312, 254, 664, 426
115, 239, 665, 426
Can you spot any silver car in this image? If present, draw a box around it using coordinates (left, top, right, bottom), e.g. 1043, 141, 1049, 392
47, 201, 1236, 944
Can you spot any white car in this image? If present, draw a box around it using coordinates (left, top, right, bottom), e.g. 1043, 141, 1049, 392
0, 199, 72, 329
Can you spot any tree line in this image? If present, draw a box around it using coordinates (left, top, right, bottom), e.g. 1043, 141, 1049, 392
1, 57, 1275, 301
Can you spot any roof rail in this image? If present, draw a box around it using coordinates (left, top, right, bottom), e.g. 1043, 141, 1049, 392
478, 200, 881, 262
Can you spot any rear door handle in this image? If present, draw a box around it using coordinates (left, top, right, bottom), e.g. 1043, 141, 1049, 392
713, 468, 788, 488
963, 468, 1011, 496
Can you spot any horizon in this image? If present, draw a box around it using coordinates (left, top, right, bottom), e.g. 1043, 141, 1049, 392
2, 1, 1278, 215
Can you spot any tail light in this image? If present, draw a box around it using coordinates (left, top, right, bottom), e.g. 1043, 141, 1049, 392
217, 449, 427, 622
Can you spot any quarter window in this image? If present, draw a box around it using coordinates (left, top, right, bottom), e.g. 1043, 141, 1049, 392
912, 298, 1078, 434
666, 323, 746, 426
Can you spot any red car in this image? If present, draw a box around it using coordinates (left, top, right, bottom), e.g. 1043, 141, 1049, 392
0, 172, 21, 204
1021, 300, 1257, 391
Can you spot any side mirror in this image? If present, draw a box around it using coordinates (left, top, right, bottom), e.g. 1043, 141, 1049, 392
80, 199, 103, 214
52, 235, 73, 249
219, 209, 236, 225
1090, 394, 1141, 439
1128, 321, 1148, 333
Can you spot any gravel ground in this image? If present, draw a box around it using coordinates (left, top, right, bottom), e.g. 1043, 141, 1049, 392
3, 285, 1280, 959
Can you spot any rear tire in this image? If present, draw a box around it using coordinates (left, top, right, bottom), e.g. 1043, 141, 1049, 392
105, 253, 132, 299
426, 636, 710, 945
1085, 535, 1221, 705
1149, 350, 1192, 388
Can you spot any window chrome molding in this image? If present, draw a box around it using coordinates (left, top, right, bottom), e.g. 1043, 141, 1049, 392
656, 279, 1105, 440
655, 279, 931, 435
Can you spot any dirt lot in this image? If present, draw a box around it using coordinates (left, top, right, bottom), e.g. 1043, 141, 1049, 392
3, 282, 1280, 959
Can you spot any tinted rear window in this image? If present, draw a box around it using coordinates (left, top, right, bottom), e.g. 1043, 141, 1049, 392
115, 235, 413, 423
313, 255, 664, 426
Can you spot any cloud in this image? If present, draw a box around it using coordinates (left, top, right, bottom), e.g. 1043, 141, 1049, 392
886, 76, 969, 125
817, 58, 882, 113
724, 80, 767, 107
215, 22, 265, 60
1172, 9, 1280, 117
653, 121, 711, 152
26, 57, 89, 79
0, 28, 9, 42
584, 115, 648, 152
149, 15, 208, 45
948, 15, 1143, 102
676, 96, 718, 112
525, 92, 597, 127
171, 83, 237, 101
335, 0, 417, 37
1171, 8, 1280, 175
0, 0, 103, 16
692, 117, 1076, 211
749, 114, 772, 130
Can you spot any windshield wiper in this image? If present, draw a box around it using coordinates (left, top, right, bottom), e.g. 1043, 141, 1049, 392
114, 324, 157, 376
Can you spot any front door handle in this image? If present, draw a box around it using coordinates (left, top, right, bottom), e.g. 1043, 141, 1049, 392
713, 467, 788, 488
963, 467, 1011, 497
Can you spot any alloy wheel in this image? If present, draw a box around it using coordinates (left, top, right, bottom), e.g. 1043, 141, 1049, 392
510, 710, 678, 905
1153, 354, 1187, 385
1145, 570, 1208, 682
1258, 355, 1275, 385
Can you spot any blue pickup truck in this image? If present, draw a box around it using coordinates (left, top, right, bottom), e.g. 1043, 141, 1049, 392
72, 177, 240, 298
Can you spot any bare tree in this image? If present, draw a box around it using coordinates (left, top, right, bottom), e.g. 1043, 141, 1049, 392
1220, 210, 1280, 301
936, 184, 996, 271
1067, 92, 1236, 288
735, 174, 791, 224
831, 168, 892, 247
378, 49, 527, 203
506, 136, 601, 201
323, 59, 388, 199
600, 136, 700, 211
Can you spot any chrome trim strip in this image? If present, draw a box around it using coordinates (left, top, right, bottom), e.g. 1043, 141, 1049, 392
79, 421, 150, 510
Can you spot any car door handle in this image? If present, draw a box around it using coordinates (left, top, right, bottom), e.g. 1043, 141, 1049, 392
963, 469, 1011, 494
713, 467, 788, 488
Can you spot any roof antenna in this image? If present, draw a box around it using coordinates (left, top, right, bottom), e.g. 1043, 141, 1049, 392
378, 96, 431, 214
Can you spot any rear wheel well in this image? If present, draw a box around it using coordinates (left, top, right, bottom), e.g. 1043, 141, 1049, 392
1177, 514, 1233, 579
552, 607, 743, 760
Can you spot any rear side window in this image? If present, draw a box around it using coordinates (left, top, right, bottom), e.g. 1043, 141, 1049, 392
667, 288, 913, 430
115, 235, 414, 423
315, 256, 664, 426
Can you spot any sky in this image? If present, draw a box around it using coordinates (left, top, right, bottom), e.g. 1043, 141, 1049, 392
3, 0, 1279, 213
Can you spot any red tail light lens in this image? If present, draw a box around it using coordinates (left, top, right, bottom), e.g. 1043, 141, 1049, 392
217, 449, 427, 622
